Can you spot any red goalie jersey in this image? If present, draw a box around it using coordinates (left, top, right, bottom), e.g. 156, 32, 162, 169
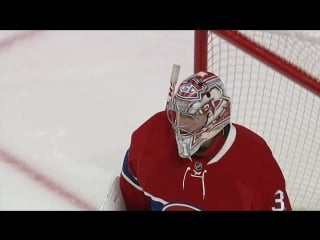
119, 110, 292, 211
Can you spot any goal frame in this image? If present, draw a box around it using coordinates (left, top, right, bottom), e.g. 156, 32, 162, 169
194, 30, 320, 96
194, 30, 320, 210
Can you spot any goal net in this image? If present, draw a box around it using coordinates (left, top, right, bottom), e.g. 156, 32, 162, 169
194, 30, 320, 210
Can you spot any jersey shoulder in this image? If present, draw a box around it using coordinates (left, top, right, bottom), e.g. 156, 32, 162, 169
232, 123, 270, 148
132, 110, 170, 138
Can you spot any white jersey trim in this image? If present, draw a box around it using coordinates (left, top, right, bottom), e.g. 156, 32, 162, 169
207, 123, 236, 165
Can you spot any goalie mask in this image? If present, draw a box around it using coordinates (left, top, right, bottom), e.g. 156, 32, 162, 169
167, 71, 231, 159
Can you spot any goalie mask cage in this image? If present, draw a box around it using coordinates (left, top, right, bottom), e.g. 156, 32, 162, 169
194, 30, 320, 210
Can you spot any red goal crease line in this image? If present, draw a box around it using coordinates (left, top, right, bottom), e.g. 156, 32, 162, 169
0, 31, 44, 50
0, 149, 96, 210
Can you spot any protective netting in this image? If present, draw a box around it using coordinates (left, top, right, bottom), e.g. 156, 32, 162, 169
206, 30, 320, 210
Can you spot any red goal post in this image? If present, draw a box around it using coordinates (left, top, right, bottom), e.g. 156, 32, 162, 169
194, 30, 320, 210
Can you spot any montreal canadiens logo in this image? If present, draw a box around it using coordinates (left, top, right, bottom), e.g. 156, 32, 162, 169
162, 203, 201, 211
177, 81, 204, 100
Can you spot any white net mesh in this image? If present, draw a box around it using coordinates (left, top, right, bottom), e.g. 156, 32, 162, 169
207, 30, 320, 210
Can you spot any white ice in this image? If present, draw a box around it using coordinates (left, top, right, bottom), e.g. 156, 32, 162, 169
0, 30, 194, 210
